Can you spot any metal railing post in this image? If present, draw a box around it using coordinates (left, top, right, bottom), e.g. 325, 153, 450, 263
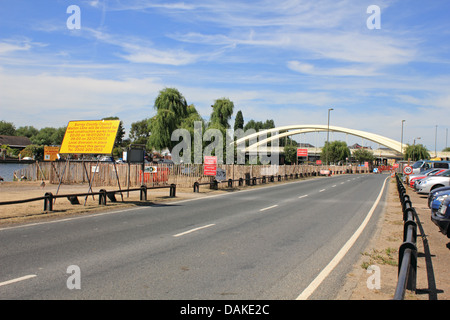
44, 192, 53, 212
170, 184, 176, 197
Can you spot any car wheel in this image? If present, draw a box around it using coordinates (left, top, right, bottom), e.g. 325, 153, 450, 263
431, 185, 444, 192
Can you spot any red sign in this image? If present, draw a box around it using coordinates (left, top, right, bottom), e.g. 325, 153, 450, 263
297, 148, 308, 157
393, 163, 399, 169
204, 156, 217, 176
316, 160, 322, 165
403, 165, 413, 175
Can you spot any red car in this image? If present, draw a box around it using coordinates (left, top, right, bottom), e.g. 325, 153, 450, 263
409, 169, 447, 188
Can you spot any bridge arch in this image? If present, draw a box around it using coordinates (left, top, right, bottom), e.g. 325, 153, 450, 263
235, 124, 405, 154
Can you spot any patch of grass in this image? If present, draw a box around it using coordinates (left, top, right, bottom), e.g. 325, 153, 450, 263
361, 248, 398, 269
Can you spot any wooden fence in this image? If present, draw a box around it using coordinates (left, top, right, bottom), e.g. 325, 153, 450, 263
14, 161, 370, 189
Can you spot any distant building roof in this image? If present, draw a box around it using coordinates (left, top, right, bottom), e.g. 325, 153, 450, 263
350, 143, 372, 150
298, 143, 315, 148
0, 135, 32, 148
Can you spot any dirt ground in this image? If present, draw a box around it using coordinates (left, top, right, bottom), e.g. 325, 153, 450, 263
1, 175, 449, 300
0, 180, 224, 224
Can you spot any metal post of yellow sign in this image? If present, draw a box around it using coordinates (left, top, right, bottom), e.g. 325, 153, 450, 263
54, 120, 123, 205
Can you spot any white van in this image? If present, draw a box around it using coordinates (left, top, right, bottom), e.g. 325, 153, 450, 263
412, 160, 450, 174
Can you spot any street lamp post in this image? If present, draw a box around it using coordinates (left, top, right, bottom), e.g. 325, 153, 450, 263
326, 108, 333, 166
401, 120, 405, 159
435, 125, 438, 157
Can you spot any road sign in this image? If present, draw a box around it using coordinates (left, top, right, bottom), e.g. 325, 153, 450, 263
393, 163, 399, 169
44, 146, 60, 161
216, 168, 226, 181
297, 148, 308, 157
60, 120, 120, 155
204, 156, 217, 176
403, 165, 413, 175
144, 166, 158, 173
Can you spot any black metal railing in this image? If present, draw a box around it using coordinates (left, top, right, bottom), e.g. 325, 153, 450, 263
0, 184, 176, 214
192, 173, 306, 193
393, 173, 418, 300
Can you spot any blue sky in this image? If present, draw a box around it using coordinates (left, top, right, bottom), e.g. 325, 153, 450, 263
1, 0, 449, 151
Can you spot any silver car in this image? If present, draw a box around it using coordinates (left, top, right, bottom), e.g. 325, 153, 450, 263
415, 169, 450, 194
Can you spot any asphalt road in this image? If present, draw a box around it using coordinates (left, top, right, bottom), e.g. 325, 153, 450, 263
0, 173, 388, 300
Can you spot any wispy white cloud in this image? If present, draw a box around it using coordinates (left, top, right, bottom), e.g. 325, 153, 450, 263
118, 44, 200, 66
0, 42, 31, 55
91, 0, 196, 11
287, 61, 380, 77
0, 70, 162, 128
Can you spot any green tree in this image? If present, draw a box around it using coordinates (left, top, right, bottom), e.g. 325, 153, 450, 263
284, 143, 297, 164
443, 147, 450, 152
352, 148, 375, 164
243, 119, 275, 132
210, 98, 234, 129
148, 88, 192, 151
180, 105, 204, 133
234, 110, 244, 131
130, 118, 152, 145
16, 126, 39, 138
404, 144, 430, 161
0, 120, 16, 135
20, 145, 45, 160
31, 127, 66, 146
31, 127, 56, 145
154, 88, 189, 119
321, 141, 351, 165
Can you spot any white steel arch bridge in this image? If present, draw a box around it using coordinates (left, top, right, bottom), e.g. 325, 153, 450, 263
235, 124, 405, 155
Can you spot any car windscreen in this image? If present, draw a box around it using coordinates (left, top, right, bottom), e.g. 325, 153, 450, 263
412, 161, 424, 169
434, 162, 450, 169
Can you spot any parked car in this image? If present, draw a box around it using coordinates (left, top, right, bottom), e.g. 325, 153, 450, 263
411, 169, 447, 189
404, 168, 434, 183
158, 159, 174, 165
431, 197, 450, 237
428, 186, 450, 208
408, 168, 446, 188
411, 159, 450, 174
415, 169, 450, 194
429, 189, 450, 214
98, 156, 114, 162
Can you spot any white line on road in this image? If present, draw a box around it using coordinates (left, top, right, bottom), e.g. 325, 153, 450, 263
173, 224, 215, 237
0, 275, 36, 287
259, 205, 279, 212
332, 185, 337, 188
319, 189, 326, 192
298, 195, 308, 199
296, 176, 389, 300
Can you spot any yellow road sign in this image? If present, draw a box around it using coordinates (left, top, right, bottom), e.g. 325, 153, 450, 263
59, 120, 120, 154
44, 146, 60, 161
